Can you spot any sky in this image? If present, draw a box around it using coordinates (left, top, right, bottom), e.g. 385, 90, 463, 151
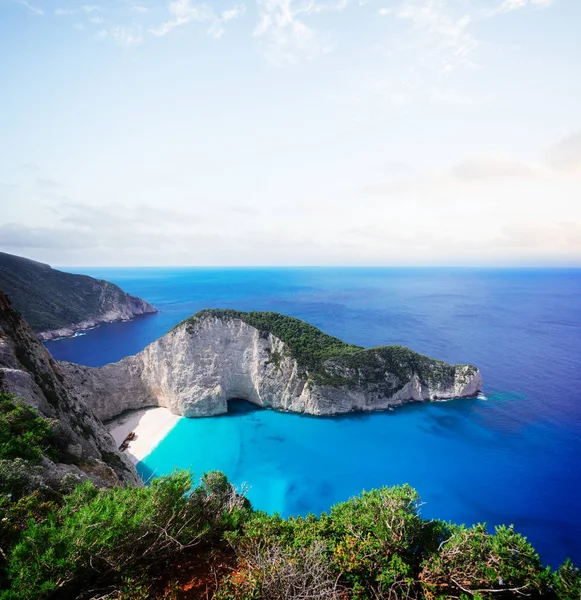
0, 0, 580, 266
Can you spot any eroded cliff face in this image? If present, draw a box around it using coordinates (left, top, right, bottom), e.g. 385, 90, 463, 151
62, 315, 483, 421
0, 289, 141, 490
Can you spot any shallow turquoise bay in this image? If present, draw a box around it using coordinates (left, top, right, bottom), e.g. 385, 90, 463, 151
137, 395, 578, 568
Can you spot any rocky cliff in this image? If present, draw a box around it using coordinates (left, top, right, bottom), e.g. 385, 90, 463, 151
62, 310, 483, 421
0, 251, 158, 341
0, 288, 141, 493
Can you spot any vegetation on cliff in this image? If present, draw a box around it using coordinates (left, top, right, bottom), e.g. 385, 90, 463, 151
0, 393, 58, 464
0, 251, 156, 334
178, 309, 478, 390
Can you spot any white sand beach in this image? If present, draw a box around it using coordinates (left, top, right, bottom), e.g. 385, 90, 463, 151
107, 407, 182, 465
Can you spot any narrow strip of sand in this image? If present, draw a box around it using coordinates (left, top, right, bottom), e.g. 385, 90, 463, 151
107, 407, 182, 464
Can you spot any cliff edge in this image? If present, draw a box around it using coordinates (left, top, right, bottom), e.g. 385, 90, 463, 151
0, 288, 140, 492
62, 309, 483, 421
0, 251, 158, 341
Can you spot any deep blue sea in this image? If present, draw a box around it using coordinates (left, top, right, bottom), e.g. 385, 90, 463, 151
45, 268, 581, 567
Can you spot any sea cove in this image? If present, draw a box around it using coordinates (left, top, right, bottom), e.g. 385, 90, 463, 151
47, 267, 581, 567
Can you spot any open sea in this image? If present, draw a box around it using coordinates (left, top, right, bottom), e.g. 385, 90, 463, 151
45, 267, 581, 567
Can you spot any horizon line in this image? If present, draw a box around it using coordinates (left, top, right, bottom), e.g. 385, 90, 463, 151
53, 264, 581, 269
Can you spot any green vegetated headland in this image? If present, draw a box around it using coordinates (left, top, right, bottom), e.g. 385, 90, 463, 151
178, 309, 478, 389
0, 251, 154, 333
1, 392, 578, 600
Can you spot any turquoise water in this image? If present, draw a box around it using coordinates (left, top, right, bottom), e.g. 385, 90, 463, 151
46, 267, 581, 567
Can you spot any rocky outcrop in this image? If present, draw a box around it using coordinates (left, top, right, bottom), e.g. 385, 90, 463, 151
0, 288, 141, 490
0, 251, 157, 341
61, 310, 483, 421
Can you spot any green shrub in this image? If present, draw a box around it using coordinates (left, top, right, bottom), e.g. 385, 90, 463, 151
419, 523, 550, 598
551, 559, 581, 600
4, 470, 247, 600
327, 485, 439, 598
0, 492, 58, 591
0, 393, 55, 463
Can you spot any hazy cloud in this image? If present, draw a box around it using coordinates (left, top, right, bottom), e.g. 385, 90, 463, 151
18, 162, 41, 173
545, 132, 581, 175
253, 0, 349, 64
0, 223, 92, 250
97, 25, 143, 47
16, 0, 44, 16
35, 177, 63, 191
54, 5, 100, 16
149, 0, 214, 36
495, 0, 554, 13
379, 1, 477, 74
449, 156, 537, 181
148, 0, 244, 39
497, 222, 581, 249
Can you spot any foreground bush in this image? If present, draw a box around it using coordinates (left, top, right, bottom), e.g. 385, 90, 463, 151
217, 486, 579, 600
0, 470, 579, 600
2, 471, 248, 600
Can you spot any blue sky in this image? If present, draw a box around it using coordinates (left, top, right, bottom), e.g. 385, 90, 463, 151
1, 0, 580, 266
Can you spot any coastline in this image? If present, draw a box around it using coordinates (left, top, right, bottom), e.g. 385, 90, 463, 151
37, 310, 158, 341
107, 407, 182, 465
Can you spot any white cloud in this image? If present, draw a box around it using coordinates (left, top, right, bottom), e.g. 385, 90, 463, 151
377, 0, 556, 76
253, 0, 350, 64
16, 0, 44, 16
449, 156, 538, 181
222, 5, 245, 21
208, 4, 245, 38
149, 0, 214, 36
129, 5, 150, 14
380, 1, 477, 73
54, 5, 100, 16
495, 0, 554, 13
97, 26, 143, 47
545, 131, 581, 175
150, 0, 244, 39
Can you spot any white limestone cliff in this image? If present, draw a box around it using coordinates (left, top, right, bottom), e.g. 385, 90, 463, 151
61, 314, 483, 422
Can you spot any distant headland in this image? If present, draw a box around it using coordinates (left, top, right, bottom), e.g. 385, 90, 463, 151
0, 251, 158, 341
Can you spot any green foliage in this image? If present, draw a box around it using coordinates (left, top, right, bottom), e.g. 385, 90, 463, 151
0, 469, 577, 600
0, 492, 58, 590
177, 309, 477, 390
3, 470, 248, 600
327, 485, 434, 597
0, 393, 56, 464
419, 523, 550, 598
217, 485, 568, 600
551, 559, 581, 600
178, 309, 361, 371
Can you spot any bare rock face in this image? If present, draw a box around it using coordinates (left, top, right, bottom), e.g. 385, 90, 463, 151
62, 312, 483, 421
0, 288, 141, 490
